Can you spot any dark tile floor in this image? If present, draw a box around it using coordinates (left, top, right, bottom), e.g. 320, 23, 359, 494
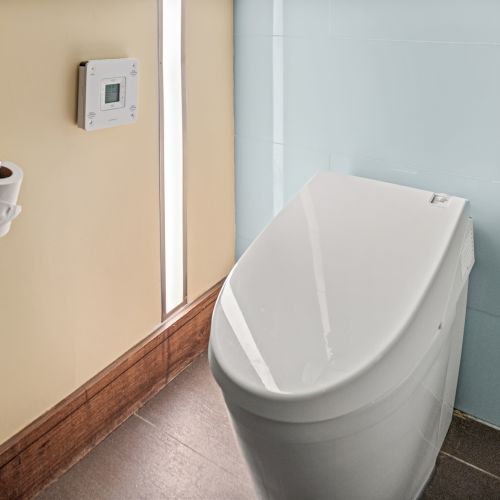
38, 354, 500, 500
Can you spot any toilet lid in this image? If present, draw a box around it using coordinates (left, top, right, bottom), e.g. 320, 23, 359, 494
210, 172, 467, 411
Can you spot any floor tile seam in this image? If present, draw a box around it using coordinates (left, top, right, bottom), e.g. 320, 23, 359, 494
133, 412, 158, 429
162, 430, 245, 481
440, 450, 500, 481
453, 410, 500, 432
132, 414, 243, 481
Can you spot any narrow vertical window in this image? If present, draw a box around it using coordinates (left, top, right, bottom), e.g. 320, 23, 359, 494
161, 0, 184, 315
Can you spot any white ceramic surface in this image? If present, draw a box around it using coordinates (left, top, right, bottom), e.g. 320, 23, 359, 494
209, 173, 474, 499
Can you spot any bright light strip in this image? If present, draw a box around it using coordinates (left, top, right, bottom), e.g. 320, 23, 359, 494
163, 0, 184, 313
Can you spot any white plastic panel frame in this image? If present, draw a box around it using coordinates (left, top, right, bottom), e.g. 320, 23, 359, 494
77, 58, 138, 131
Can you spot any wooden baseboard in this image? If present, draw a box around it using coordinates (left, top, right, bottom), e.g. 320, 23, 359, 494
0, 281, 223, 500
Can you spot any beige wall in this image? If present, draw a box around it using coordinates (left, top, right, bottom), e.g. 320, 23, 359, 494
184, 0, 235, 302
0, 0, 235, 444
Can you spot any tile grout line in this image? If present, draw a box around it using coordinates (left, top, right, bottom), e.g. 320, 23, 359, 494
440, 451, 500, 481
454, 410, 500, 432
235, 33, 500, 47
162, 428, 244, 481
133, 412, 158, 429
133, 413, 243, 481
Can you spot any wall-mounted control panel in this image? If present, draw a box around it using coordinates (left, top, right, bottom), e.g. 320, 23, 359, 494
77, 58, 138, 131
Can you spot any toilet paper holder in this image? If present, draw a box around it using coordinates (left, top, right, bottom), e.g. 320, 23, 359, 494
0, 200, 21, 227
0, 160, 23, 238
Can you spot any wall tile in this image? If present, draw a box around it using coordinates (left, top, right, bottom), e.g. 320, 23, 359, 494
331, 0, 500, 44
456, 308, 500, 427
329, 39, 500, 181
234, 0, 273, 36
234, 35, 273, 141
330, 153, 420, 183
235, 137, 274, 243
283, 37, 332, 150
283, 0, 330, 38
236, 233, 254, 259
236, 141, 330, 259
284, 145, 330, 202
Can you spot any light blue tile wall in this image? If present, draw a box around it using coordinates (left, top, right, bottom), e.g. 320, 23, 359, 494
235, 0, 500, 426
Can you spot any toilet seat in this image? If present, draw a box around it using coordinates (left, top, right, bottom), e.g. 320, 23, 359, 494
209, 172, 470, 423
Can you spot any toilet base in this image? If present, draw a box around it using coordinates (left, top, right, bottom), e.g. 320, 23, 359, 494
220, 287, 468, 500
229, 401, 443, 500
414, 463, 436, 500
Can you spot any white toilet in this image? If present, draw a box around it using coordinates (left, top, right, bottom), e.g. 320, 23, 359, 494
209, 172, 475, 500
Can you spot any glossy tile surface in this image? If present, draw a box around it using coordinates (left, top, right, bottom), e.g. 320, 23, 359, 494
331, 0, 500, 44
235, 137, 274, 245
38, 354, 500, 499
234, 36, 273, 141
327, 40, 500, 181
283, 37, 332, 150
455, 309, 500, 427
234, 0, 273, 37
283, 145, 329, 202
234, 0, 500, 426
283, 0, 330, 38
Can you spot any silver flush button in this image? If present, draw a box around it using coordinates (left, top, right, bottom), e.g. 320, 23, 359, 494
430, 193, 450, 207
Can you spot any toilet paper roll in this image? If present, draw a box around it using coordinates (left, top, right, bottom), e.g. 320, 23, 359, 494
0, 160, 23, 237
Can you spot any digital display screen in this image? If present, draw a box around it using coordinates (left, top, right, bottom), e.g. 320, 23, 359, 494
104, 83, 120, 104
